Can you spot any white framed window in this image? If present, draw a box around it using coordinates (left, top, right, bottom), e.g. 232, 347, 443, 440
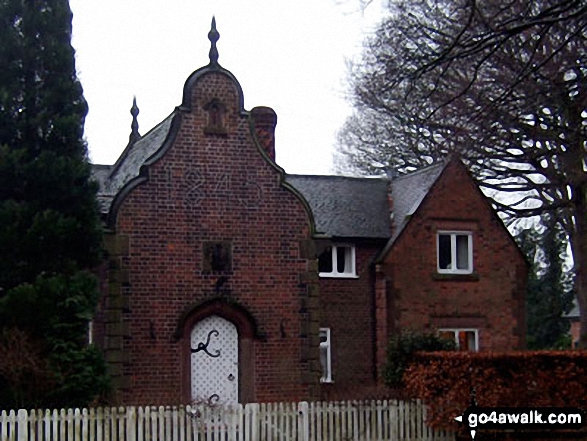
439, 328, 479, 351
437, 232, 473, 274
318, 245, 356, 278
87, 320, 93, 345
319, 328, 332, 383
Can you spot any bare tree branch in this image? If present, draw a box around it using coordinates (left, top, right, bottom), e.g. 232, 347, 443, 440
337, 0, 587, 346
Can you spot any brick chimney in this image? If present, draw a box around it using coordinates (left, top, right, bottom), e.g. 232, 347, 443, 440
251, 106, 277, 162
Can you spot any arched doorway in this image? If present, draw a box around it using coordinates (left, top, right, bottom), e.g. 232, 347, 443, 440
178, 299, 258, 403
190, 315, 238, 404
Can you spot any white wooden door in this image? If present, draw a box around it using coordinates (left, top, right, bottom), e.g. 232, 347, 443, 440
190, 315, 238, 404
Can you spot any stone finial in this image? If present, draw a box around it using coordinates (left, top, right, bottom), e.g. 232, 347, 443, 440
128, 96, 140, 145
208, 17, 220, 65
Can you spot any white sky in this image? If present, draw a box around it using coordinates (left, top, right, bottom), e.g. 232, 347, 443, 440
69, 1, 383, 175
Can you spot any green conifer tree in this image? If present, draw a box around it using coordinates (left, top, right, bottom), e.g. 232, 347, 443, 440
517, 215, 575, 349
0, 0, 109, 408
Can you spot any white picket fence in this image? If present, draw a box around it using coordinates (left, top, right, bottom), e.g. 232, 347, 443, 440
1, 400, 455, 441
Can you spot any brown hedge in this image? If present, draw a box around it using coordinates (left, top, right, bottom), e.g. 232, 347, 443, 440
403, 351, 587, 430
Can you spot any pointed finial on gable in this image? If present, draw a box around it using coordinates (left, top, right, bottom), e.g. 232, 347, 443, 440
128, 96, 141, 145
208, 17, 220, 66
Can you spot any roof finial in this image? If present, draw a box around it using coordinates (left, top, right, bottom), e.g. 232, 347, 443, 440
208, 17, 220, 65
128, 96, 140, 145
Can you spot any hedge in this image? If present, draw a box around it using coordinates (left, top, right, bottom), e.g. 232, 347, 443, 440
403, 351, 587, 430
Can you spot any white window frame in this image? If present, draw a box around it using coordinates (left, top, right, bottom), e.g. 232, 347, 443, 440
437, 231, 473, 274
87, 320, 94, 345
319, 328, 333, 383
318, 245, 357, 278
438, 328, 479, 352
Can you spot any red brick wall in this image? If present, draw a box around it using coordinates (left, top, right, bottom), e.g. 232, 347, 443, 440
107, 69, 318, 405
381, 160, 526, 357
318, 241, 386, 400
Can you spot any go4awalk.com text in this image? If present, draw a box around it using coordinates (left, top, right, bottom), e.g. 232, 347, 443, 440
454, 406, 584, 439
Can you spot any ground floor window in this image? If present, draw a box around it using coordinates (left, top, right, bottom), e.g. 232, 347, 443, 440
319, 328, 332, 382
87, 320, 93, 345
439, 328, 478, 351
318, 245, 356, 278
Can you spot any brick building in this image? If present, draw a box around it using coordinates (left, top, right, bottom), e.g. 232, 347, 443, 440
91, 20, 527, 405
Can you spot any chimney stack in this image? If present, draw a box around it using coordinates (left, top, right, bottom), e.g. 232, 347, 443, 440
251, 106, 277, 162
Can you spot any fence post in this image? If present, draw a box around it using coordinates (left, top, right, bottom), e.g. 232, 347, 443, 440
17, 410, 27, 441
126, 407, 136, 441
247, 402, 259, 441
158, 406, 165, 441
297, 402, 309, 441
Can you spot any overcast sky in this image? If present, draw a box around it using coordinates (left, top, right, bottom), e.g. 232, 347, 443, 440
69, 1, 383, 175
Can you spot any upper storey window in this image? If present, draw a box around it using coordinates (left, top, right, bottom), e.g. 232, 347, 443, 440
319, 245, 356, 278
437, 232, 473, 274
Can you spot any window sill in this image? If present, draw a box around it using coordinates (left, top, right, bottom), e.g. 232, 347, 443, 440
319, 273, 358, 279
433, 272, 479, 282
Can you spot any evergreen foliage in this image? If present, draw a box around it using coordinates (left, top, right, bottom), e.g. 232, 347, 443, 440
0, 0, 109, 408
384, 331, 455, 388
516, 215, 575, 349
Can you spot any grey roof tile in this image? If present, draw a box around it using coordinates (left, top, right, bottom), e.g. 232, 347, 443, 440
389, 161, 446, 244
90, 164, 113, 213
286, 175, 391, 239
91, 163, 112, 183
91, 112, 175, 214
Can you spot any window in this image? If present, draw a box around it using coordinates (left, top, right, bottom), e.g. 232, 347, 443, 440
319, 328, 332, 382
318, 245, 356, 278
437, 232, 473, 274
439, 328, 478, 351
87, 320, 94, 345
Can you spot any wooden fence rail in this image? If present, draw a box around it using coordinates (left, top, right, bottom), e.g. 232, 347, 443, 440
1, 400, 455, 441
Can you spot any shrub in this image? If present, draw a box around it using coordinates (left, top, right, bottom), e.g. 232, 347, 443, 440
383, 331, 455, 388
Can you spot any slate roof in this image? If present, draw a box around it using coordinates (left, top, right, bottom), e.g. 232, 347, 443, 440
286, 175, 391, 239
91, 112, 175, 213
389, 161, 446, 244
